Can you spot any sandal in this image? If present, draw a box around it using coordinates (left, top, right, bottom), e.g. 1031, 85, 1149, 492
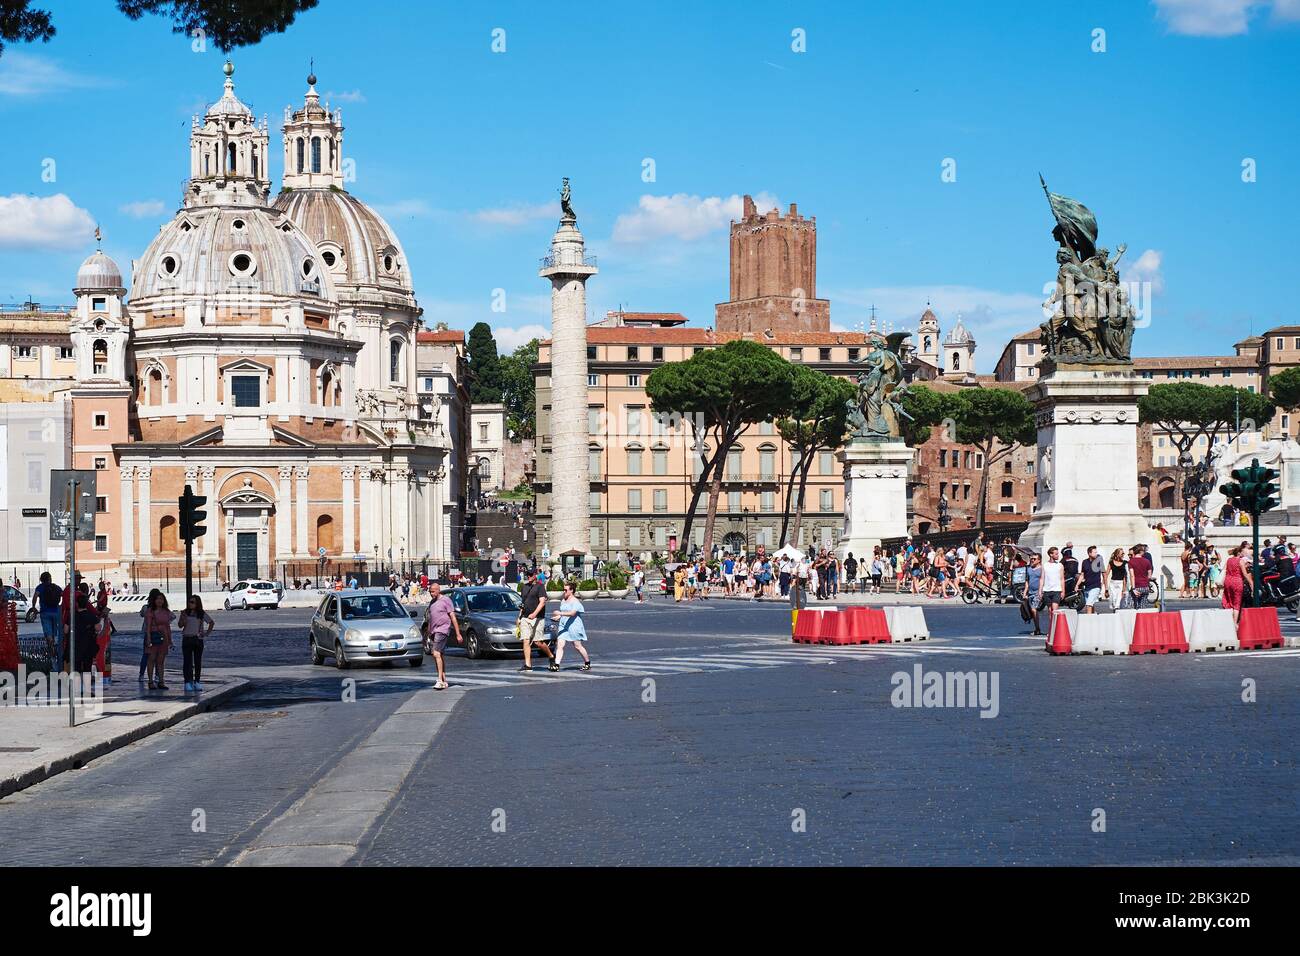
548, 663, 560, 672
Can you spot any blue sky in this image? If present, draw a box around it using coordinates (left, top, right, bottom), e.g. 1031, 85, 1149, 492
1, 0, 1297, 365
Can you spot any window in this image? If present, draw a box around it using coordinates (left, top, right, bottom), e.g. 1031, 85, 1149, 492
652, 449, 667, 475
231, 375, 260, 408
975, 454, 983, 469
728, 490, 741, 512
589, 491, 602, 512
92, 340, 108, 375
94, 457, 106, 470
790, 348, 803, 361
389, 339, 403, 383
819, 450, 834, 475
296, 138, 305, 172
627, 448, 643, 475
759, 420, 774, 436
653, 489, 667, 512
1004, 460, 1013, 474
998, 504, 1016, 514
627, 407, 642, 435
27, 460, 41, 493
939, 481, 948, 499
423, 377, 433, 391
1001, 481, 1013, 498
587, 374, 599, 387
16, 346, 32, 358
95, 496, 108, 513
479, 423, 489, 442
728, 449, 742, 480
627, 374, 640, 387
1027, 343, 1036, 355
59, 346, 74, 359
586, 346, 597, 361
226, 142, 237, 173
627, 346, 639, 361
588, 449, 602, 478
311, 137, 321, 173
1277, 338, 1284, 350
588, 409, 601, 434
819, 348, 831, 362
761, 491, 775, 512
820, 489, 833, 512
93, 413, 107, 428
628, 526, 641, 547
848, 347, 860, 362
759, 447, 775, 480
94, 535, 108, 553
1284, 414, 1292, 430
91, 298, 106, 312
654, 526, 667, 547
651, 346, 664, 362
628, 489, 642, 512
589, 527, 601, 548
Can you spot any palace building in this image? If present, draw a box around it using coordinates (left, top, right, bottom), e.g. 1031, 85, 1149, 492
63, 63, 466, 585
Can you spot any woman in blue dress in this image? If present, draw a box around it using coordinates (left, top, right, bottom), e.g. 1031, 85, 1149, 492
549, 581, 591, 672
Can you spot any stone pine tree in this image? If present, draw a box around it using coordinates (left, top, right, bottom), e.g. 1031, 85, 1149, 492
944, 387, 1037, 529
776, 366, 854, 548
1139, 382, 1276, 456
1, 1, 320, 55
466, 322, 503, 404
1266, 367, 1300, 420
646, 340, 793, 557
896, 384, 949, 447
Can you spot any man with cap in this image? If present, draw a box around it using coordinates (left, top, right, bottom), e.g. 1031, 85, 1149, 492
516, 566, 555, 672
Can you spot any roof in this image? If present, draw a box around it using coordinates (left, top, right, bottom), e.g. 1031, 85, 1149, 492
1133, 355, 1256, 370
417, 329, 465, 344
548, 327, 872, 346
601, 311, 689, 326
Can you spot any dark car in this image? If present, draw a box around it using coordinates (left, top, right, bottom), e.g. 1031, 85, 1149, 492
420, 585, 527, 659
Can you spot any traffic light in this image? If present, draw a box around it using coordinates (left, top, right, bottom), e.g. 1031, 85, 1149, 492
1220, 459, 1279, 517
179, 484, 208, 541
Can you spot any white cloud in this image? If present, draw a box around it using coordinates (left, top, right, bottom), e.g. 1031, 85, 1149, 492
0, 194, 96, 250
1123, 248, 1165, 294
324, 89, 366, 103
612, 191, 780, 244
1149, 0, 1300, 36
492, 323, 551, 352
470, 202, 558, 227
0, 52, 98, 96
119, 200, 167, 219
371, 198, 437, 219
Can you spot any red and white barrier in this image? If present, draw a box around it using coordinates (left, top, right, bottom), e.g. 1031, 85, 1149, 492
1179, 609, 1239, 652
884, 606, 929, 642
1048, 605, 1290, 656
790, 606, 926, 645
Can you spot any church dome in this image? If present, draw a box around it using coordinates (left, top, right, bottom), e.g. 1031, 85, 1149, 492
274, 187, 414, 299
75, 251, 124, 293
129, 204, 335, 303
206, 60, 253, 120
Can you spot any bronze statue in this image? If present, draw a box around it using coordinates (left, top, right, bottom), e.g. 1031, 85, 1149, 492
560, 177, 575, 221
1038, 175, 1136, 363
848, 332, 913, 440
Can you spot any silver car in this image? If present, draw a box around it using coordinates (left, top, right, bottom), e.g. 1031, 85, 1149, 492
309, 589, 423, 669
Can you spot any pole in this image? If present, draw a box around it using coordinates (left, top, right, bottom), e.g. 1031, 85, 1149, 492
1251, 513, 1261, 608
67, 477, 77, 728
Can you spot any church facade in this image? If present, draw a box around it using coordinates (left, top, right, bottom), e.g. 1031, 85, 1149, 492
68, 63, 465, 585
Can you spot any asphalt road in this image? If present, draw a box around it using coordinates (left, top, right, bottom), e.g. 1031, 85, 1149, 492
2, 599, 1297, 866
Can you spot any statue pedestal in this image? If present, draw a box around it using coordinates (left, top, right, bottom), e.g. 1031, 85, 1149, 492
1017, 364, 1161, 559
837, 439, 914, 561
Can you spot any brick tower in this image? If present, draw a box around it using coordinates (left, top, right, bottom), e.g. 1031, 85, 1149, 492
715, 195, 830, 334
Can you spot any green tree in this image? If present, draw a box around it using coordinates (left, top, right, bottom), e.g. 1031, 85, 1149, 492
646, 340, 794, 557
2, 1, 319, 56
776, 367, 853, 547
944, 387, 1037, 528
1139, 382, 1275, 456
466, 322, 503, 404
1267, 366, 1300, 415
499, 338, 539, 439
896, 384, 949, 447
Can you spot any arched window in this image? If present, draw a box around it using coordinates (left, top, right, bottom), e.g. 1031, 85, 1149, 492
315, 515, 335, 553
311, 137, 321, 173
296, 137, 304, 174
204, 152, 210, 175
328, 139, 336, 170
251, 145, 258, 179
952, 352, 961, 370
321, 367, 338, 408
147, 368, 164, 406
923, 336, 932, 352
389, 339, 403, 383
92, 339, 108, 376
477, 456, 492, 481
226, 143, 237, 173
159, 515, 180, 554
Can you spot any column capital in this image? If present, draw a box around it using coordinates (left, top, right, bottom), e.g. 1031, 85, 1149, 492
295, 465, 311, 480
341, 464, 356, 480
120, 464, 135, 479
184, 465, 199, 482
200, 465, 216, 480
136, 466, 151, 480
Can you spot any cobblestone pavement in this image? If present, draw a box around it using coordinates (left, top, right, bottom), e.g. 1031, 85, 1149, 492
4, 600, 1297, 866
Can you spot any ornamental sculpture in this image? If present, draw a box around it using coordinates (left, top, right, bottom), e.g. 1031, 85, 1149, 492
847, 332, 914, 441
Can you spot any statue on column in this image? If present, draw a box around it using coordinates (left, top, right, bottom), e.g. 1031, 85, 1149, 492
560, 177, 576, 222
847, 332, 913, 441
1038, 175, 1137, 363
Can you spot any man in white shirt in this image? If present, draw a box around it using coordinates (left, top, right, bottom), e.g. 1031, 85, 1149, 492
1038, 546, 1066, 621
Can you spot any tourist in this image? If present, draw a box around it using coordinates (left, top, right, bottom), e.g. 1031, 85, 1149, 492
143, 591, 174, 691
722, 553, 736, 594
673, 564, 686, 603
550, 581, 591, 672
870, 551, 885, 594
516, 568, 555, 672
177, 595, 215, 692
1079, 545, 1103, 613
425, 582, 463, 690
1039, 546, 1065, 623
1107, 548, 1130, 608
842, 552, 857, 594
1061, 547, 1079, 606
1129, 544, 1155, 608
1023, 554, 1044, 635
1206, 545, 1224, 598
35, 572, 63, 669
1222, 545, 1246, 622
1178, 542, 1193, 598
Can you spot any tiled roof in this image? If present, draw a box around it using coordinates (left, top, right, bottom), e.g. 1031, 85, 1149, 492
603, 311, 689, 325
1133, 355, 1256, 369
417, 329, 465, 343
551, 327, 872, 346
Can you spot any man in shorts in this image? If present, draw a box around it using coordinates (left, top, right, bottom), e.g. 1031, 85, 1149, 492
631, 565, 645, 604
516, 567, 555, 671
1038, 546, 1065, 625
424, 582, 463, 690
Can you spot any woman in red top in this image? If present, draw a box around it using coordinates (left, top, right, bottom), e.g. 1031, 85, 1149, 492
1221, 545, 1246, 622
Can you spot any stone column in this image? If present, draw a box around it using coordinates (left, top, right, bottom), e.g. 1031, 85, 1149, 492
424, 468, 436, 561
276, 466, 293, 558
358, 467, 376, 559
836, 439, 915, 561
394, 466, 411, 565
539, 205, 598, 560
341, 464, 356, 557
201, 466, 217, 560
119, 465, 135, 556
137, 466, 152, 555
295, 465, 310, 555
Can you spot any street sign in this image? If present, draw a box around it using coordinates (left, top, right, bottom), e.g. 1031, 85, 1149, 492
22, 508, 47, 517
49, 469, 97, 541
318, 546, 327, 557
